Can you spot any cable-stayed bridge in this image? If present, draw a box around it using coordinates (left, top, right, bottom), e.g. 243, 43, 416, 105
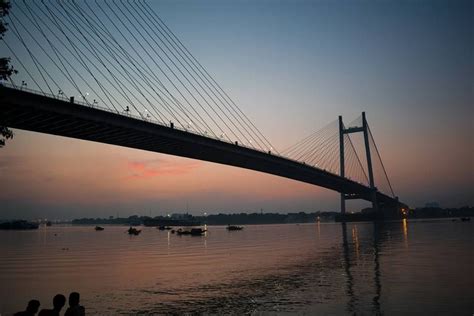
0, 0, 405, 217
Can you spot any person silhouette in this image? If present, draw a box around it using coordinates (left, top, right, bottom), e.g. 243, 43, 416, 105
38, 294, 66, 316
14, 299, 40, 316
64, 292, 85, 316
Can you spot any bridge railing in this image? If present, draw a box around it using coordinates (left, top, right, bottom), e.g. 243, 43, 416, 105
1, 82, 242, 141
1, 82, 370, 186
0, 82, 276, 152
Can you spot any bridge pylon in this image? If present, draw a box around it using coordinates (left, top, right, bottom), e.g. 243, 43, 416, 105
339, 112, 378, 217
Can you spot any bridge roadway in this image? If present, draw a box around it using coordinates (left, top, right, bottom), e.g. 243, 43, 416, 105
0, 85, 399, 208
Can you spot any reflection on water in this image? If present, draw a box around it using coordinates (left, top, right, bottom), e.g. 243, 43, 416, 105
0, 220, 473, 315
341, 222, 356, 314
403, 218, 409, 248
372, 223, 382, 315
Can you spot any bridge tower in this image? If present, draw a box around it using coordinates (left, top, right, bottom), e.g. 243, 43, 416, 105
339, 112, 378, 215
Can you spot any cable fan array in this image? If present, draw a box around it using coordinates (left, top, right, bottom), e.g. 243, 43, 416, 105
366, 125, 395, 197
281, 119, 369, 186
1, 0, 276, 153
281, 114, 395, 197
344, 114, 395, 197
1, 1, 396, 197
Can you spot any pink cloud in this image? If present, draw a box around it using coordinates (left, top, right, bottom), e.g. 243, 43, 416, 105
126, 158, 201, 179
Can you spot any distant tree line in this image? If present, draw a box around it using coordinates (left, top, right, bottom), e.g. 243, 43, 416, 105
409, 206, 473, 219
70, 207, 473, 225
72, 215, 144, 225
71, 212, 338, 225
196, 211, 336, 225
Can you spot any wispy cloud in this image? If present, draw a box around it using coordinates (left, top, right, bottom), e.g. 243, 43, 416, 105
126, 158, 201, 179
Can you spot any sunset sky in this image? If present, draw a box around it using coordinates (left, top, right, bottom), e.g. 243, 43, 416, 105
0, 0, 472, 219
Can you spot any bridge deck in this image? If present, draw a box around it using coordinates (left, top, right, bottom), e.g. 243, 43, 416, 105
0, 85, 398, 206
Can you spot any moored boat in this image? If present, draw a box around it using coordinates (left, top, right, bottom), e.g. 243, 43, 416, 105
226, 225, 243, 231
95, 226, 105, 231
157, 226, 173, 230
127, 227, 141, 235
176, 227, 206, 236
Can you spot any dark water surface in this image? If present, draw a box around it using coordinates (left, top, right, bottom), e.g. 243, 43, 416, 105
0, 220, 472, 315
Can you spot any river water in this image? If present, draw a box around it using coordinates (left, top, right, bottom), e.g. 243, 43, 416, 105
0, 220, 472, 315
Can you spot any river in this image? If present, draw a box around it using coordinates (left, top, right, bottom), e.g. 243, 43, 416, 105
0, 219, 472, 315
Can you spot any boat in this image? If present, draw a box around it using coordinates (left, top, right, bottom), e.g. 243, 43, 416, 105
46, 221, 52, 227
176, 228, 206, 236
95, 226, 105, 231
226, 225, 243, 231
157, 226, 173, 230
461, 217, 471, 222
127, 227, 141, 235
190, 228, 207, 236
190, 228, 206, 236
0, 220, 39, 230
176, 229, 190, 235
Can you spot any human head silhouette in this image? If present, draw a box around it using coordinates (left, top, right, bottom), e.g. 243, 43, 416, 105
26, 299, 40, 313
68, 292, 80, 307
53, 294, 66, 311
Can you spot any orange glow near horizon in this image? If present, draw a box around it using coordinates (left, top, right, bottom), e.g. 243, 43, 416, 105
0, 118, 472, 218
0, 130, 341, 217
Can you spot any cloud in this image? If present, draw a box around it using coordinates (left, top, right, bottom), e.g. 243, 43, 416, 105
126, 158, 201, 179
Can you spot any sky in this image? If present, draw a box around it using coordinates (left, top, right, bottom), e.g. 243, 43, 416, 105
0, 0, 472, 219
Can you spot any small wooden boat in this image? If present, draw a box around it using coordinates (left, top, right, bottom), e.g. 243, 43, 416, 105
157, 225, 173, 230
95, 226, 104, 231
461, 217, 471, 222
127, 227, 141, 235
176, 228, 206, 236
190, 228, 206, 236
176, 229, 189, 235
226, 225, 243, 231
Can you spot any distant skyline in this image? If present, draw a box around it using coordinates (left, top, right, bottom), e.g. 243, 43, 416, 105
0, 0, 472, 219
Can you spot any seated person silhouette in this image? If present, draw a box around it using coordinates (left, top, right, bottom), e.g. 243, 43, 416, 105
14, 299, 40, 316
64, 292, 85, 316
38, 294, 66, 316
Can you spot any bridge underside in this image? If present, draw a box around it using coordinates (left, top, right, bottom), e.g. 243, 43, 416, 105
0, 86, 399, 208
